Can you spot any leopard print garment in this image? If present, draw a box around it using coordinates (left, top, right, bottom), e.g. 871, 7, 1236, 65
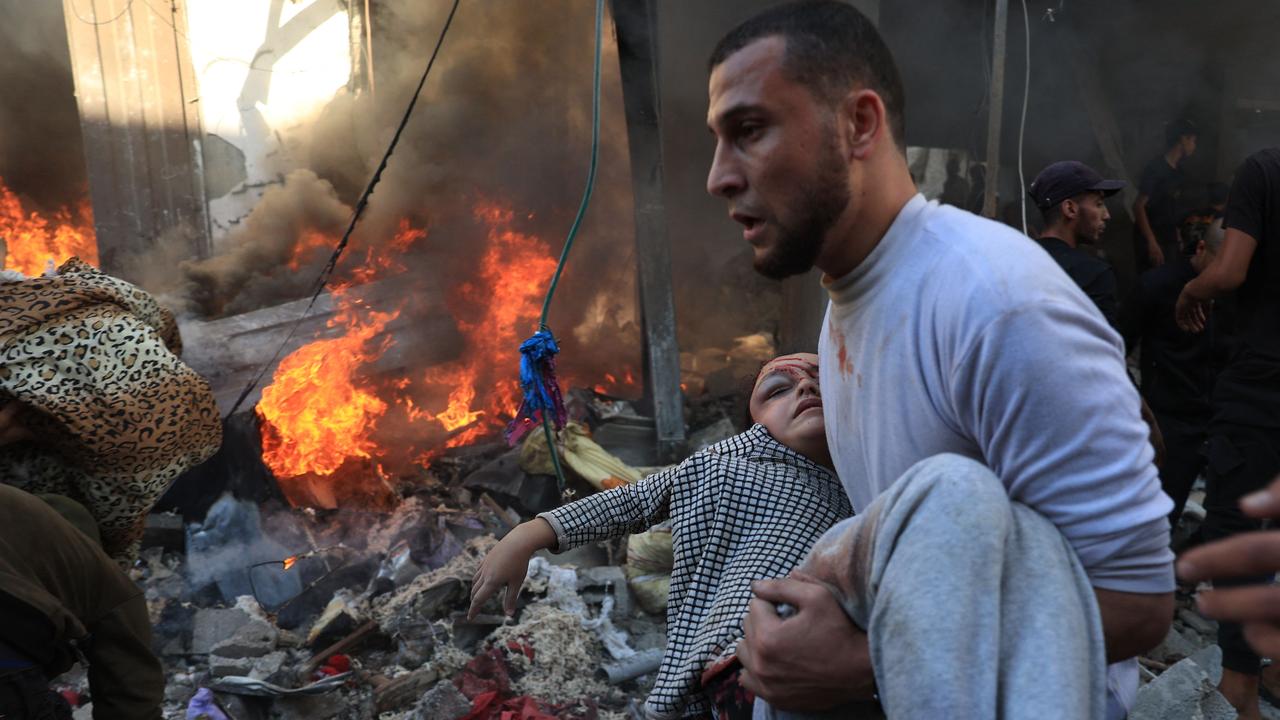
0, 258, 221, 562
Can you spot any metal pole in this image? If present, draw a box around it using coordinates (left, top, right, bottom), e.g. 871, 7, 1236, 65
610, 0, 685, 463
982, 0, 1009, 219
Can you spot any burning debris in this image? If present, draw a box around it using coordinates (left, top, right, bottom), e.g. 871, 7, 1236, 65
91, 411, 707, 720
0, 178, 97, 275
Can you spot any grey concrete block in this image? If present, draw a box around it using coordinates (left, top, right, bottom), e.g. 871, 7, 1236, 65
209, 655, 255, 678
210, 620, 278, 659
191, 607, 253, 655
1188, 644, 1225, 685
1148, 626, 1203, 665
412, 681, 471, 720
1130, 656, 1238, 720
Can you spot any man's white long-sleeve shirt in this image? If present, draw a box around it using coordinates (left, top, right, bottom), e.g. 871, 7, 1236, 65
818, 194, 1174, 716
819, 194, 1173, 592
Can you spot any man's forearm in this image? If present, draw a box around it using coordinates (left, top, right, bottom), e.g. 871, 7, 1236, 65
1094, 588, 1174, 663
1133, 201, 1157, 245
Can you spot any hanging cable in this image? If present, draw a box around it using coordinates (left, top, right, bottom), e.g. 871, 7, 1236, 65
68, 0, 135, 27
508, 0, 606, 500
1017, 0, 1032, 235
224, 0, 461, 419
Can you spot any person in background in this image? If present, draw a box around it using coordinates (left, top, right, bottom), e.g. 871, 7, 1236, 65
1176, 147, 1280, 720
1028, 160, 1125, 330
1121, 219, 1232, 527
1134, 118, 1199, 271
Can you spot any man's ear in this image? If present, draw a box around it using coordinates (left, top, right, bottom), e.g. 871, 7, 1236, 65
1062, 198, 1079, 221
840, 89, 887, 161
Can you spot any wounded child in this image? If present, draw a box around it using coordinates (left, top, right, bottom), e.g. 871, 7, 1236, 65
468, 353, 852, 719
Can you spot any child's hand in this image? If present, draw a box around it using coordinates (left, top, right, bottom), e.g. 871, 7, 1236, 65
468, 518, 557, 619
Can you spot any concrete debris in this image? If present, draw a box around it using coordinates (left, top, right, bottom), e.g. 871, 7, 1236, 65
465, 449, 562, 516
1129, 655, 1238, 720
138, 437, 682, 720
410, 680, 471, 720
191, 607, 256, 655
1148, 626, 1202, 666
687, 416, 736, 452
307, 589, 366, 647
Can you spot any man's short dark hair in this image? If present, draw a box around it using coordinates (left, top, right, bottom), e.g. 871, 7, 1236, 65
1039, 202, 1064, 226
708, 1, 906, 151
1164, 118, 1198, 150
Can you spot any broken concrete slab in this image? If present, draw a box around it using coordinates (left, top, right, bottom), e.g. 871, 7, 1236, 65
210, 655, 256, 679
410, 679, 470, 720
192, 607, 255, 655
1130, 655, 1238, 720
211, 619, 279, 660
1188, 644, 1225, 685
1148, 625, 1203, 665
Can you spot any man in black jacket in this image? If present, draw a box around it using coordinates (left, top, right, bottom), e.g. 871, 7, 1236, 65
1122, 219, 1232, 525
1028, 160, 1125, 331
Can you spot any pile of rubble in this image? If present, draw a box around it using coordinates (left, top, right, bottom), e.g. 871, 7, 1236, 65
1131, 494, 1280, 720
117, 488, 664, 718
48, 386, 743, 720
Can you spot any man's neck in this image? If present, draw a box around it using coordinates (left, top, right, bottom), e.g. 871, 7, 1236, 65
1164, 146, 1184, 169
1042, 226, 1078, 248
817, 157, 917, 280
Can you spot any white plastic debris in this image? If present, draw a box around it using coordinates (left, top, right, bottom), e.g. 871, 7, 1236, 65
526, 557, 636, 660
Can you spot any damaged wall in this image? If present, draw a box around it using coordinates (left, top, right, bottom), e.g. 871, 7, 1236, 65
185, 0, 355, 244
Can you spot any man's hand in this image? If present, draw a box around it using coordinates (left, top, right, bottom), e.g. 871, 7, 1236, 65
0, 403, 32, 446
1175, 285, 1211, 333
468, 518, 555, 619
1178, 474, 1280, 658
737, 574, 875, 711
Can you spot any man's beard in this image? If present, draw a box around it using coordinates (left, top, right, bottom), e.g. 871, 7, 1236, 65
753, 135, 851, 281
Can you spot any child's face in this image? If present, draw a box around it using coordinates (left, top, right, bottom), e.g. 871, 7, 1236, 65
748, 353, 831, 467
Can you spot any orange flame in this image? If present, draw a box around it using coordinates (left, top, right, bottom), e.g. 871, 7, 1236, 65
418, 202, 557, 447
286, 230, 334, 271
283, 555, 298, 571
0, 179, 97, 276
257, 289, 398, 479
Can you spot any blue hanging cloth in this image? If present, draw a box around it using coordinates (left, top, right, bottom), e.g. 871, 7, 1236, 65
505, 329, 568, 447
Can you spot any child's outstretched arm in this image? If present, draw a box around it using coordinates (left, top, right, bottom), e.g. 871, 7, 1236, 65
468, 517, 557, 619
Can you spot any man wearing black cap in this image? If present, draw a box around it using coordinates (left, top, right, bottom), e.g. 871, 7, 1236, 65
1029, 160, 1126, 330
1134, 119, 1199, 271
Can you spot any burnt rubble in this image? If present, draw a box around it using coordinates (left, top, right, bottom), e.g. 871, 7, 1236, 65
52, 392, 716, 720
